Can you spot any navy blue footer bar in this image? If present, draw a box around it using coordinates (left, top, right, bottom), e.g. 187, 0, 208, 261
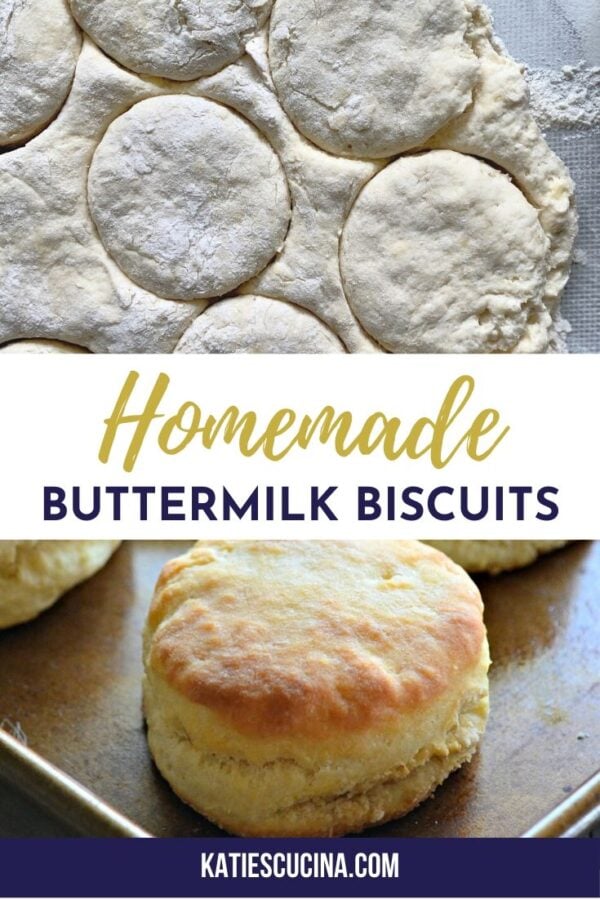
0, 838, 599, 898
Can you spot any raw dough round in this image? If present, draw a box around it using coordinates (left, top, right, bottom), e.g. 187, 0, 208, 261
341, 150, 550, 353
427, 541, 568, 576
0, 339, 87, 353
69, 0, 272, 81
0, 0, 81, 146
176, 295, 345, 353
269, 0, 478, 159
88, 96, 291, 301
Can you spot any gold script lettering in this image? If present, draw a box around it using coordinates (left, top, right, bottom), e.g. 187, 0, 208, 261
99, 372, 510, 472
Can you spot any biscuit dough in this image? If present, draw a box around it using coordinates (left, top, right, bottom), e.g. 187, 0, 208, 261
0, 339, 86, 353
269, 0, 479, 159
425, 11, 577, 336
144, 541, 490, 836
176, 295, 345, 353
0, 0, 81, 146
341, 150, 550, 353
69, 0, 272, 81
0, 3, 577, 353
0, 540, 120, 629
427, 540, 568, 575
89, 96, 291, 301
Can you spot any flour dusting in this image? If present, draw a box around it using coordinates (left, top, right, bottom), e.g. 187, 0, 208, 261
526, 61, 600, 129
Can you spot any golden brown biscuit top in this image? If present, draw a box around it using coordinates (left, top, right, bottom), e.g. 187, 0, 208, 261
147, 541, 485, 739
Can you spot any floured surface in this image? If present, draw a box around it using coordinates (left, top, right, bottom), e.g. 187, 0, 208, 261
0, 1, 590, 352
527, 64, 600, 130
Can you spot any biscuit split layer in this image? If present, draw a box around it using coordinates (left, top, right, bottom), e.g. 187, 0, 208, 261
144, 541, 490, 836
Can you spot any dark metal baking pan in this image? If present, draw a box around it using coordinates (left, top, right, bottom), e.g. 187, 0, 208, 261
0, 541, 598, 838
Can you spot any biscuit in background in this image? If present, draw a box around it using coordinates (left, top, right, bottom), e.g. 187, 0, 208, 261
0, 541, 121, 629
426, 541, 569, 576
144, 540, 490, 837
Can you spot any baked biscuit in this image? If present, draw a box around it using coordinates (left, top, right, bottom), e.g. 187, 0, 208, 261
426, 541, 568, 576
0, 541, 121, 629
144, 541, 490, 836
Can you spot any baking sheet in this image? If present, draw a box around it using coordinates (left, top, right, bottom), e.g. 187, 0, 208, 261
0, 541, 598, 838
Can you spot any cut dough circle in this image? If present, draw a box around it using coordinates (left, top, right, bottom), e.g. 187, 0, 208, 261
69, 0, 272, 81
341, 150, 550, 353
0, 0, 81, 147
269, 0, 478, 159
0, 339, 87, 354
176, 295, 345, 353
88, 96, 291, 302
